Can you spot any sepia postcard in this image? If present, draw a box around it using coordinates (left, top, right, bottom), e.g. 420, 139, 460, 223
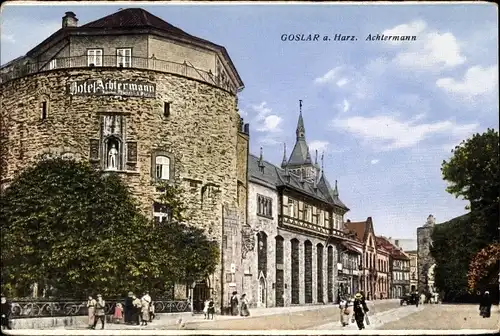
0, 1, 498, 335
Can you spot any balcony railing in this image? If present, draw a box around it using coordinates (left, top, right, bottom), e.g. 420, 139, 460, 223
8, 298, 190, 319
0, 55, 237, 94
278, 214, 346, 238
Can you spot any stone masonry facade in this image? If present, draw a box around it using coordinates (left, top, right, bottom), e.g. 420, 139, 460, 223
0, 9, 248, 313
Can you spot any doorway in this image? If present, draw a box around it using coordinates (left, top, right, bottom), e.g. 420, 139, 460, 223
258, 276, 267, 307
192, 281, 210, 313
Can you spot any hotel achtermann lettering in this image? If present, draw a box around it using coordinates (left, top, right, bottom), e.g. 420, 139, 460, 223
67, 78, 157, 98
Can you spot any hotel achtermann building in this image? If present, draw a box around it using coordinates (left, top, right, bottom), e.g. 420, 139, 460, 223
0, 8, 249, 313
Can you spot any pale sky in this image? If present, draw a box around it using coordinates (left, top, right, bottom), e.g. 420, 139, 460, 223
1, 1, 498, 239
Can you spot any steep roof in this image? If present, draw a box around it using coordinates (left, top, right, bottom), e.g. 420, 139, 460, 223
287, 138, 312, 166
376, 236, 410, 260
344, 218, 371, 243
248, 154, 349, 210
82, 8, 194, 36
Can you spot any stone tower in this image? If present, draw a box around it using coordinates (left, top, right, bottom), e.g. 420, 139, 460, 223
417, 215, 437, 294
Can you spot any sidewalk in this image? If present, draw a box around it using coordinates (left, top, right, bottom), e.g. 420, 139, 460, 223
53, 299, 400, 330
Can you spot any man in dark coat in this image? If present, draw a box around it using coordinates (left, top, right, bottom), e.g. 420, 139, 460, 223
352, 292, 369, 330
479, 291, 492, 318
124, 292, 134, 324
1, 294, 12, 330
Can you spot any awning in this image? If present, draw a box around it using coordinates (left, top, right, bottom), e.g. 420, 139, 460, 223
343, 242, 363, 255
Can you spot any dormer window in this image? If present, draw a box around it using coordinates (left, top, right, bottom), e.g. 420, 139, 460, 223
117, 48, 132, 67
87, 49, 103, 67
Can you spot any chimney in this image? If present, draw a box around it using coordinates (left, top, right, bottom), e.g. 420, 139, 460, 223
62, 12, 78, 28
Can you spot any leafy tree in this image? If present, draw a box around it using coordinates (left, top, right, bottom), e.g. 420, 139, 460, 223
0, 158, 219, 299
431, 129, 500, 302
441, 128, 499, 244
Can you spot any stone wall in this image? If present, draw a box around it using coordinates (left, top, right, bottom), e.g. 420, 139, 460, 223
0, 67, 243, 310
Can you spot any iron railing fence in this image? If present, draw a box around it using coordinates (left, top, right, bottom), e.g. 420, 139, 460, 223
0, 55, 236, 93
7, 298, 190, 319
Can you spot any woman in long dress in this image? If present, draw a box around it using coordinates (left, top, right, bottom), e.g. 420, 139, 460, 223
240, 294, 250, 317
339, 296, 350, 327
140, 297, 150, 326
86, 296, 96, 328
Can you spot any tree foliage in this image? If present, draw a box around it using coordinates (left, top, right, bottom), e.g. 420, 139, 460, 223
431, 129, 500, 302
468, 243, 500, 292
0, 158, 219, 298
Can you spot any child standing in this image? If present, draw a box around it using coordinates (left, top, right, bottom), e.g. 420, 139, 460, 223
203, 299, 210, 319
113, 303, 123, 324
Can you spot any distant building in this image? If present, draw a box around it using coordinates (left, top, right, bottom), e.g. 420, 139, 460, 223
344, 217, 389, 300
389, 237, 417, 293
377, 236, 411, 298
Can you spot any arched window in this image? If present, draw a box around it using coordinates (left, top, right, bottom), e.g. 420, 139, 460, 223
155, 155, 170, 180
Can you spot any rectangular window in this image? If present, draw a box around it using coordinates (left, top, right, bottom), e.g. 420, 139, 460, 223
40, 101, 47, 120
155, 155, 170, 180
153, 202, 171, 223
257, 194, 272, 218
164, 102, 171, 117
116, 48, 132, 67
49, 59, 57, 70
87, 49, 103, 66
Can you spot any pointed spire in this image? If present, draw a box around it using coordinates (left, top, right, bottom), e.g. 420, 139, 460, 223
296, 99, 305, 140
321, 152, 325, 174
281, 143, 287, 168
258, 147, 265, 172
333, 179, 339, 197
315, 150, 318, 165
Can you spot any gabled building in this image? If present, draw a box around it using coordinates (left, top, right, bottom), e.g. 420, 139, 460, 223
344, 217, 381, 300
244, 101, 349, 307
377, 236, 411, 298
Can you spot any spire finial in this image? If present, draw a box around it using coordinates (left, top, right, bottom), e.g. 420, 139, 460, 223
296, 100, 306, 140
321, 152, 325, 171
281, 143, 287, 167
333, 179, 339, 196
259, 146, 263, 161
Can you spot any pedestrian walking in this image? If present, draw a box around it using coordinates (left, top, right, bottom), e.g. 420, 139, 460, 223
207, 298, 215, 320
240, 294, 250, 317
479, 291, 492, 318
230, 291, 239, 316
124, 292, 133, 324
1, 294, 12, 330
351, 292, 369, 330
85, 295, 96, 328
339, 296, 350, 327
149, 301, 155, 322
91, 294, 106, 330
113, 302, 123, 323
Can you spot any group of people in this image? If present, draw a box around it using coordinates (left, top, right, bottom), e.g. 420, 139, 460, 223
230, 291, 250, 317
338, 291, 370, 330
85, 292, 155, 329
